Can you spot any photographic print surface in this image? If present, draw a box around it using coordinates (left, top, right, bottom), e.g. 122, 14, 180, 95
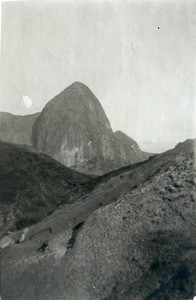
0, 1, 195, 300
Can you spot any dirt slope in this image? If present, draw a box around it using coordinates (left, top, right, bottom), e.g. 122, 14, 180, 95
1, 139, 195, 300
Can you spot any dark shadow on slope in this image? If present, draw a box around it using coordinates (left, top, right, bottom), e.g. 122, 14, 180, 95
67, 221, 85, 249
103, 230, 195, 300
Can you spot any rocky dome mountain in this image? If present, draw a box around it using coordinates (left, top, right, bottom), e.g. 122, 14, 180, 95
0, 140, 92, 238
31, 82, 148, 175
0, 112, 40, 145
1, 139, 195, 300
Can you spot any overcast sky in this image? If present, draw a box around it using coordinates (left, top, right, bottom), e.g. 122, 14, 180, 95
0, 0, 195, 152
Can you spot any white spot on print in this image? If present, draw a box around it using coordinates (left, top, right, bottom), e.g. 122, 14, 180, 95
22, 95, 33, 108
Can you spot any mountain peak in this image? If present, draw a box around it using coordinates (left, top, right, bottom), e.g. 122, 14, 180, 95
32, 82, 115, 171
114, 130, 127, 136
70, 81, 88, 88
31, 82, 148, 174
114, 130, 136, 143
62, 81, 90, 94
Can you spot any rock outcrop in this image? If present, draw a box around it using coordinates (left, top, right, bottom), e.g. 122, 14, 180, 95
31, 82, 147, 175
0, 112, 40, 145
1, 139, 195, 300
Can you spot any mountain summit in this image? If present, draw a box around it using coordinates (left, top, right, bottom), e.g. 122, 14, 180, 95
31, 82, 147, 174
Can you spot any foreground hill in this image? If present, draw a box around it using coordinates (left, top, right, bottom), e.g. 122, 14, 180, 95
0, 112, 40, 145
0, 140, 92, 237
1, 139, 195, 300
31, 82, 147, 175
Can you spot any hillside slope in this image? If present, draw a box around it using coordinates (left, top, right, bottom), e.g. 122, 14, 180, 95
1, 139, 195, 300
0, 140, 92, 237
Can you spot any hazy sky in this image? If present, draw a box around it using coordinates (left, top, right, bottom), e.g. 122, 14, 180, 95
0, 0, 195, 152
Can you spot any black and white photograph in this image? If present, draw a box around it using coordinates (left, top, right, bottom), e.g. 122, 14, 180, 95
0, 0, 195, 299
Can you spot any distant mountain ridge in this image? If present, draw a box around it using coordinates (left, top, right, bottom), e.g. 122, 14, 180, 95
0, 112, 40, 145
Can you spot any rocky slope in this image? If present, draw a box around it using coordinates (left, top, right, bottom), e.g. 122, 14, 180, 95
1, 139, 195, 300
0, 112, 40, 145
71, 131, 150, 175
0, 140, 92, 238
31, 82, 147, 175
